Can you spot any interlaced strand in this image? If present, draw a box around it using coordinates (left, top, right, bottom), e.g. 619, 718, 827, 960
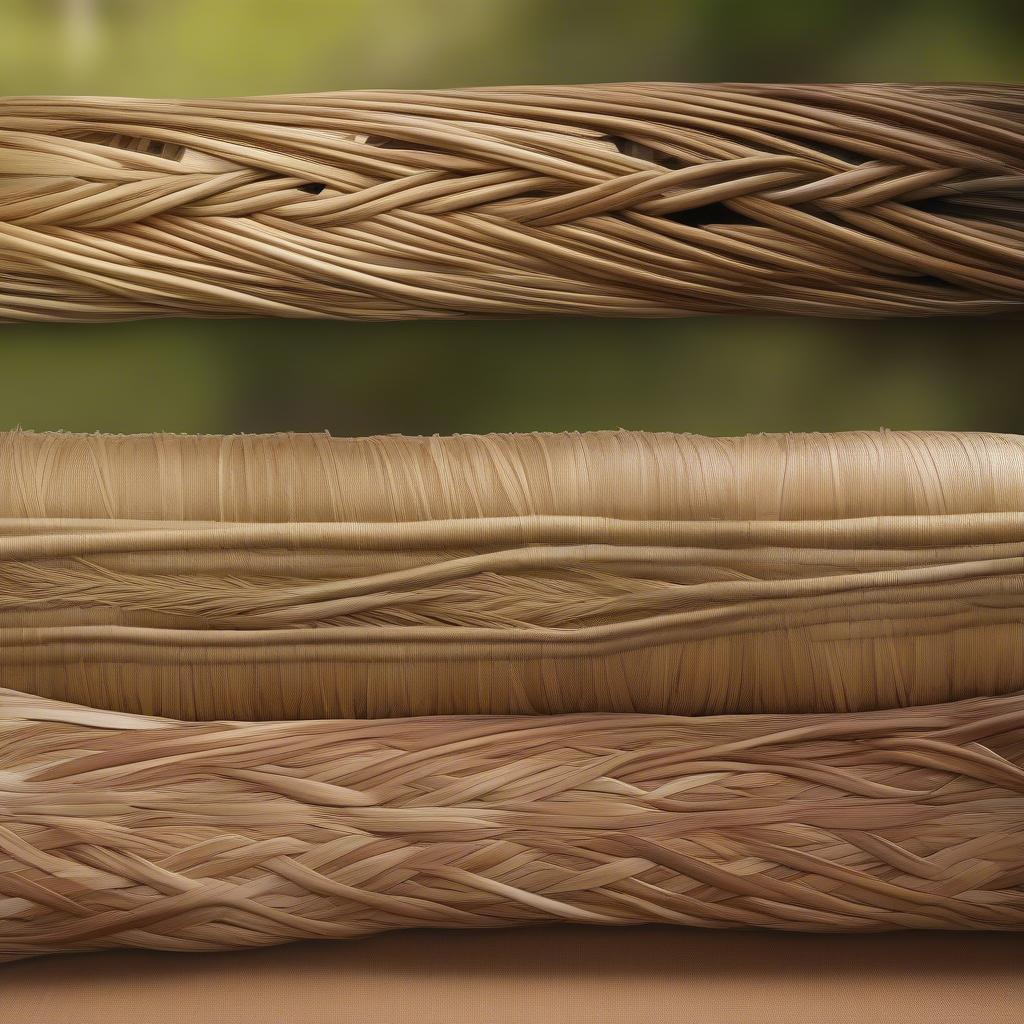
1, 84, 1022, 320
1, 687, 1022, 960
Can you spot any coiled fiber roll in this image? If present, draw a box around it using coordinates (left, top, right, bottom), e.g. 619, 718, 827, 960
1, 687, 1022, 960
2, 429, 1024, 719
1, 84, 1022, 322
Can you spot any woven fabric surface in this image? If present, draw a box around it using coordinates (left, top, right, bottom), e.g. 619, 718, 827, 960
1, 84, 1022, 321
1, 687, 1022, 960
4, 428, 1024, 718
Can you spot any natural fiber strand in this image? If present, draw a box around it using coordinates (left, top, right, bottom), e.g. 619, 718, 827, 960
3, 429, 1024, 718
1, 687, 1022, 960
1, 84, 1022, 321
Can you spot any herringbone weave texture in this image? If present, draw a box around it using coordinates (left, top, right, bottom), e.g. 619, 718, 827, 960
1, 84, 1022, 321
1, 687, 1022, 960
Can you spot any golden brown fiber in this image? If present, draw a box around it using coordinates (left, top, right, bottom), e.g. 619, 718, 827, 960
1, 84, 1022, 321
1, 687, 1022, 960
3, 429, 1024, 718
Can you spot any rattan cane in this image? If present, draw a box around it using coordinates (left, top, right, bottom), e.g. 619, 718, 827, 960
1, 84, 1022, 321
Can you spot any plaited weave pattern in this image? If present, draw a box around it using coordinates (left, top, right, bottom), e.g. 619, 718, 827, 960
4, 429, 1024, 718
1, 84, 1022, 321
1, 687, 1022, 960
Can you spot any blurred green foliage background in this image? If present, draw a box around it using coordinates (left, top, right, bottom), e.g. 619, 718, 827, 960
1, 0, 1021, 437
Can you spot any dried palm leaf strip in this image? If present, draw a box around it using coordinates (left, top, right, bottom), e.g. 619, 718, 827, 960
0, 429, 1023, 718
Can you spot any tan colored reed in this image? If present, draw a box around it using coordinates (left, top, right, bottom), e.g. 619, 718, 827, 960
3, 429, 1024, 718
1, 686, 1022, 960
1, 84, 1022, 321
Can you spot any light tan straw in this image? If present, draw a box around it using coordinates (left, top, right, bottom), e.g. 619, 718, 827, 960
2, 429, 1024, 718
1, 84, 1021, 321
1, 686, 1022, 960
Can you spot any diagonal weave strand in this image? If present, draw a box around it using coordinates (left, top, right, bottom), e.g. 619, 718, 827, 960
1, 84, 1022, 321
1, 687, 1023, 960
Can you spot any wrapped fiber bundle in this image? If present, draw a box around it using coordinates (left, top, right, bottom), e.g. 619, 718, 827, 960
1, 84, 1022, 323
2, 429, 1024, 719
1, 686, 1022, 960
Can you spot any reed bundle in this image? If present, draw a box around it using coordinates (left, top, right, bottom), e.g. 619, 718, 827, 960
4, 429, 1024, 718
1, 84, 1022, 321
1, 686, 1022, 960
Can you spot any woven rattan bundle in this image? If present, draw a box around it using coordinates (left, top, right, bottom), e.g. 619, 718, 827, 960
1, 84, 1022, 321
1, 686, 1022, 960
3, 428, 1024, 719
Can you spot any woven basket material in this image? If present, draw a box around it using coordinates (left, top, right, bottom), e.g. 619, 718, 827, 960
4, 429, 1024, 718
1, 687, 1022, 960
1, 84, 1021, 321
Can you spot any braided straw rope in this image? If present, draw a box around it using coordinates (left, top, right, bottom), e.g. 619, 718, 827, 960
4, 428, 1024, 718
1, 84, 1022, 321
1, 686, 1022, 960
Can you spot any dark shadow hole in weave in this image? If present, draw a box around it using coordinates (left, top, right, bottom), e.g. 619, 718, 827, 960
782, 136, 872, 166
606, 136, 683, 168
364, 135, 438, 154
665, 203, 757, 228
745, 131, 872, 168
910, 197, 967, 216
907, 273, 957, 291
907, 195, 1024, 224
72, 132, 186, 162
298, 182, 327, 195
